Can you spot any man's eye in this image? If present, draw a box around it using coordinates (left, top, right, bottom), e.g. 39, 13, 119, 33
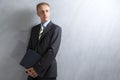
41, 11, 44, 14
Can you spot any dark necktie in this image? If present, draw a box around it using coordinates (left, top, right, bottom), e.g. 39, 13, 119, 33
38, 24, 44, 40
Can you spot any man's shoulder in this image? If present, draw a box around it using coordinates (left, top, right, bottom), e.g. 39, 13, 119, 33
50, 22, 61, 29
31, 24, 40, 30
50, 23, 62, 34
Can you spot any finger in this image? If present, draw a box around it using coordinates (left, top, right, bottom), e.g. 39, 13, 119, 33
26, 70, 33, 76
26, 69, 33, 74
27, 70, 36, 77
29, 73, 38, 78
31, 71, 38, 78
32, 73, 38, 78
26, 68, 38, 78
26, 68, 33, 72
25, 70, 29, 74
28, 73, 34, 77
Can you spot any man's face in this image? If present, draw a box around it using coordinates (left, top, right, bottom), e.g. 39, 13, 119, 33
37, 5, 50, 23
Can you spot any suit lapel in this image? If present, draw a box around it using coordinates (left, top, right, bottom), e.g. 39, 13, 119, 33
40, 21, 53, 39
35, 24, 41, 39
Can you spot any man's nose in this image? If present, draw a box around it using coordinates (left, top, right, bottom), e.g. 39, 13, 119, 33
44, 13, 46, 16
43, 11, 47, 16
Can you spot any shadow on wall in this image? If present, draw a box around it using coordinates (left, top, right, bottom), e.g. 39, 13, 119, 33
0, 9, 37, 80
10, 9, 36, 65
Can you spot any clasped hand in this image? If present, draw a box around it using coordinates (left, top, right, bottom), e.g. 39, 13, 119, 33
25, 67, 38, 78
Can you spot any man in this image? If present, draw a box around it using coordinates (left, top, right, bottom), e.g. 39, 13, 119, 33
21, 2, 62, 80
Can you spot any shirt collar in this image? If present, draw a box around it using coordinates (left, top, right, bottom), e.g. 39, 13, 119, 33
42, 20, 50, 27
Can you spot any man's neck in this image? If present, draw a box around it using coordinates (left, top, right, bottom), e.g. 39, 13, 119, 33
42, 20, 50, 27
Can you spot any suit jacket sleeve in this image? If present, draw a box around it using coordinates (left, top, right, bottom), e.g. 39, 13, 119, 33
20, 27, 41, 68
27, 26, 39, 50
33, 26, 62, 77
27, 27, 34, 50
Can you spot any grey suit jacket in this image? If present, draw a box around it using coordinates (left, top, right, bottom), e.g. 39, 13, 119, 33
25, 21, 61, 78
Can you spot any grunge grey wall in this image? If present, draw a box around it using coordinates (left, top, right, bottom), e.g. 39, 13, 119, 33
0, 0, 120, 80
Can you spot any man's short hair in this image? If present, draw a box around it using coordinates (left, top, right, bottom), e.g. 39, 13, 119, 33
36, 2, 50, 11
